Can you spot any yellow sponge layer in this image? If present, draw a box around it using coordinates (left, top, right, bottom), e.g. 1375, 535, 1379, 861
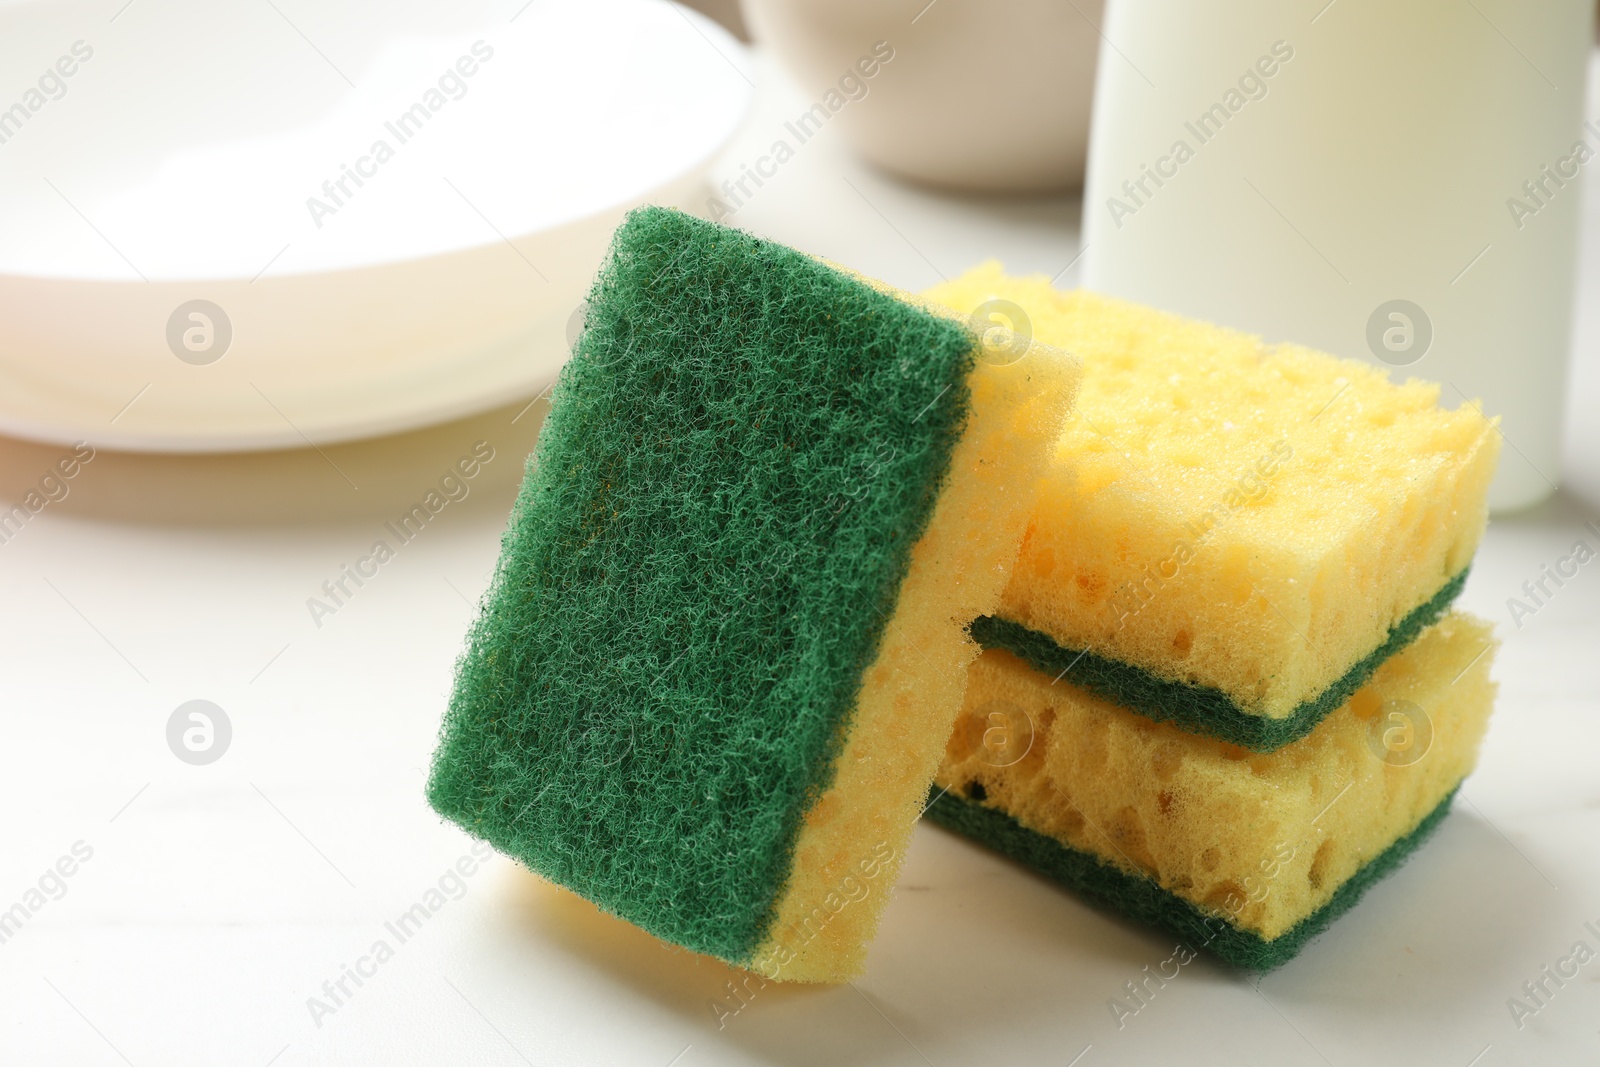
936, 612, 1496, 941
754, 318, 1081, 982
925, 265, 1499, 722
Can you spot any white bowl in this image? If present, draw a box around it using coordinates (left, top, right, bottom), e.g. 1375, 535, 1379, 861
0, 0, 752, 451
740, 0, 1099, 192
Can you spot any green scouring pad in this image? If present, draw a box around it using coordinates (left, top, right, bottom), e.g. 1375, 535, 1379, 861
924, 786, 1459, 970
930, 612, 1497, 969
926, 267, 1498, 755
969, 568, 1469, 752
426, 207, 1078, 982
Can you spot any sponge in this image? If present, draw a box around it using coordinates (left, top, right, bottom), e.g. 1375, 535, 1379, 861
427, 209, 1079, 982
928, 611, 1497, 968
926, 265, 1499, 750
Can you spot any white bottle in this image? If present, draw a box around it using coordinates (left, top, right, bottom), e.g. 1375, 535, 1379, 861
1083, 0, 1594, 511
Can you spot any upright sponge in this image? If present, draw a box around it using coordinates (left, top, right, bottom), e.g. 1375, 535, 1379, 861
928, 612, 1497, 968
427, 209, 1079, 982
927, 266, 1499, 750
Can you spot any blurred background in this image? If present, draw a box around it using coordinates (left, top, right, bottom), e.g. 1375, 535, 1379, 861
0, 0, 1593, 508
1, 2, 1597, 1065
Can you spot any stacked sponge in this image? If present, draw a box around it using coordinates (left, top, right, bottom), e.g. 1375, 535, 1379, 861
426, 217, 1500, 979
922, 266, 1501, 968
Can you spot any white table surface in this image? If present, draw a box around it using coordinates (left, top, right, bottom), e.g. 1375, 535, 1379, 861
3, 36, 1598, 1067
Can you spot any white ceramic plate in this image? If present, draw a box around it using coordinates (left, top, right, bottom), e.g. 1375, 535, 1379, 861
0, 0, 752, 451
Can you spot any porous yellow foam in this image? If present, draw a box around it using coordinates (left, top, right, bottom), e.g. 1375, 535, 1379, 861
753, 313, 1081, 982
936, 612, 1496, 940
925, 265, 1499, 720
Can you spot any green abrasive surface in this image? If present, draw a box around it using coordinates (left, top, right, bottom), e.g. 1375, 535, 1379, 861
427, 206, 978, 966
970, 568, 1469, 753
924, 784, 1460, 970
